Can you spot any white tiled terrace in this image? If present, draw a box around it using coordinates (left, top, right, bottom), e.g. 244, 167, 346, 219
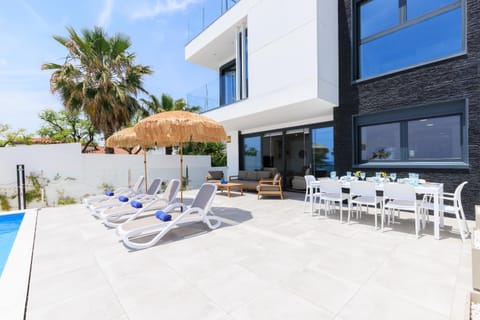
26, 190, 472, 319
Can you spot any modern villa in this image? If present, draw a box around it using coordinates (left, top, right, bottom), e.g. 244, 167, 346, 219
186, 0, 479, 218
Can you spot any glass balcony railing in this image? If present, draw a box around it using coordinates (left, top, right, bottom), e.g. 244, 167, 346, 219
187, 78, 220, 113
187, 0, 241, 42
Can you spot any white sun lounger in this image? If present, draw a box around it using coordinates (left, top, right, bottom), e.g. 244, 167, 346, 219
89, 178, 163, 215
82, 176, 145, 207
117, 183, 221, 250
100, 179, 182, 228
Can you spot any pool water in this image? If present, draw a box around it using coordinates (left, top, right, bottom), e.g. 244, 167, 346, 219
0, 213, 25, 277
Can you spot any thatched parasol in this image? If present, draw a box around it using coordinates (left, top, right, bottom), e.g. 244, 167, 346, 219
105, 127, 151, 192
133, 110, 227, 202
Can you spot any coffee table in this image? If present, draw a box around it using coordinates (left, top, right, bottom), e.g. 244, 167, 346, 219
216, 182, 244, 197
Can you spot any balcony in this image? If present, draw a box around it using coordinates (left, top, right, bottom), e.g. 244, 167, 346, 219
187, 73, 239, 113
187, 0, 241, 42
187, 78, 220, 113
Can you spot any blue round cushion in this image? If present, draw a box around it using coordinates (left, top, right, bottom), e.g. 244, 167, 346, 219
118, 195, 129, 202
130, 200, 143, 208
105, 191, 114, 196
155, 210, 172, 221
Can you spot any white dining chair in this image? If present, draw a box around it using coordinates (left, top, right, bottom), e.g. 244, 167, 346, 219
348, 181, 382, 229
382, 183, 422, 238
303, 175, 321, 214
421, 181, 470, 242
317, 179, 349, 222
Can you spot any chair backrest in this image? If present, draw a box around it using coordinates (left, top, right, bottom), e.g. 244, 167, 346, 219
454, 181, 468, 208
304, 175, 316, 186
161, 179, 180, 203
350, 181, 376, 197
132, 176, 145, 193
319, 179, 342, 194
273, 173, 281, 185
383, 183, 415, 202
146, 178, 162, 195
191, 183, 217, 212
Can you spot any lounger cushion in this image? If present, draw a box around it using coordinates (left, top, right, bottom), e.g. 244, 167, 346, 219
118, 196, 129, 202
155, 210, 172, 221
105, 191, 114, 196
130, 200, 143, 208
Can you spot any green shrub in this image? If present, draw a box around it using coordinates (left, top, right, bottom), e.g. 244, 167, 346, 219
0, 195, 11, 211
25, 175, 42, 203
57, 190, 76, 205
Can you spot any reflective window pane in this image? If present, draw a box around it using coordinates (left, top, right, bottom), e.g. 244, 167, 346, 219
360, 0, 399, 39
407, 0, 457, 20
242, 136, 262, 170
312, 127, 334, 176
360, 7, 462, 78
360, 123, 401, 161
407, 115, 462, 160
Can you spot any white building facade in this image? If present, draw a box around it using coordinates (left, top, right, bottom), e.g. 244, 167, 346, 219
186, 0, 338, 190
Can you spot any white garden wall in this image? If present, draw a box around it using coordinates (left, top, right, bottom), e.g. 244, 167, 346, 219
0, 143, 225, 209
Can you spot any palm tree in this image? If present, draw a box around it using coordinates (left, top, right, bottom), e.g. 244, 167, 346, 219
42, 26, 153, 153
135, 93, 201, 121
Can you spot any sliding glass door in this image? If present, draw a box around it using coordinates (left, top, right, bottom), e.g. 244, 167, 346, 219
240, 124, 334, 190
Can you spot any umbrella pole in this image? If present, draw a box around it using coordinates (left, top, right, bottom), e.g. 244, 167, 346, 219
143, 147, 148, 192
180, 144, 183, 204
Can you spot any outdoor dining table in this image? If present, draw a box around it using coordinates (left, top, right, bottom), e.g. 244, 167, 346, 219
309, 179, 445, 240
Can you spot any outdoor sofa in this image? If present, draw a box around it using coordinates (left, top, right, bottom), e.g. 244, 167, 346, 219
228, 167, 278, 190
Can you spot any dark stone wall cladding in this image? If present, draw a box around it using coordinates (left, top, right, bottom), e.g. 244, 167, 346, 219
336, 0, 480, 219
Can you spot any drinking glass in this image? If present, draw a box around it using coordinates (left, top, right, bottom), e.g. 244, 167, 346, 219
330, 171, 337, 179
346, 171, 352, 177
390, 172, 397, 182
360, 172, 366, 180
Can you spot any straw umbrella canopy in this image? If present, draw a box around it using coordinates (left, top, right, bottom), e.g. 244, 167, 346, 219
105, 127, 152, 192
133, 110, 227, 202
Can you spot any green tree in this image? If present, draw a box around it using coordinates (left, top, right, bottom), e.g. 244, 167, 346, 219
0, 124, 32, 147
42, 26, 153, 153
37, 109, 98, 152
183, 141, 227, 167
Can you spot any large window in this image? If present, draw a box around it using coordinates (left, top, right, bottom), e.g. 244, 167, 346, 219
355, 0, 464, 79
353, 100, 468, 168
220, 60, 236, 105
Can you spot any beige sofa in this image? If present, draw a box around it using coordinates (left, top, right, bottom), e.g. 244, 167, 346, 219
229, 168, 278, 190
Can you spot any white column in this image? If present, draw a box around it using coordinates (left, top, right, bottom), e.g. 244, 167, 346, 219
235, 27, 241, 101
241, 24, 247, 99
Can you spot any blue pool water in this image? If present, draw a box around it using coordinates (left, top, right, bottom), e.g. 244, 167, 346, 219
0, 213, 25, 277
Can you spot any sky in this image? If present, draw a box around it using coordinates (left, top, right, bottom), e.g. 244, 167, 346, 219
0, 0, 218, 134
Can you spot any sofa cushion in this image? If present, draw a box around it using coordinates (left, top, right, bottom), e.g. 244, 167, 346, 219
207, 170, 223, 180
264, 167, 278, 176
256, 171, 272, 180
238, 170, 247, 179
273, 173, 281, 184
246, 171, 257, 180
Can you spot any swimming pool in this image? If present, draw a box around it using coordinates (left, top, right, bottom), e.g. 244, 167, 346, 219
0, 212, 25, 277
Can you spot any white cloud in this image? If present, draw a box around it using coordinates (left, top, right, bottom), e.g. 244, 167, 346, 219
130, 0, 202, 20
97, 0, 115, 27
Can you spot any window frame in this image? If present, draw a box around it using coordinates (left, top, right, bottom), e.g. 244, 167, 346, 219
352, 0, 466, 81
352, 99, 469, 169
